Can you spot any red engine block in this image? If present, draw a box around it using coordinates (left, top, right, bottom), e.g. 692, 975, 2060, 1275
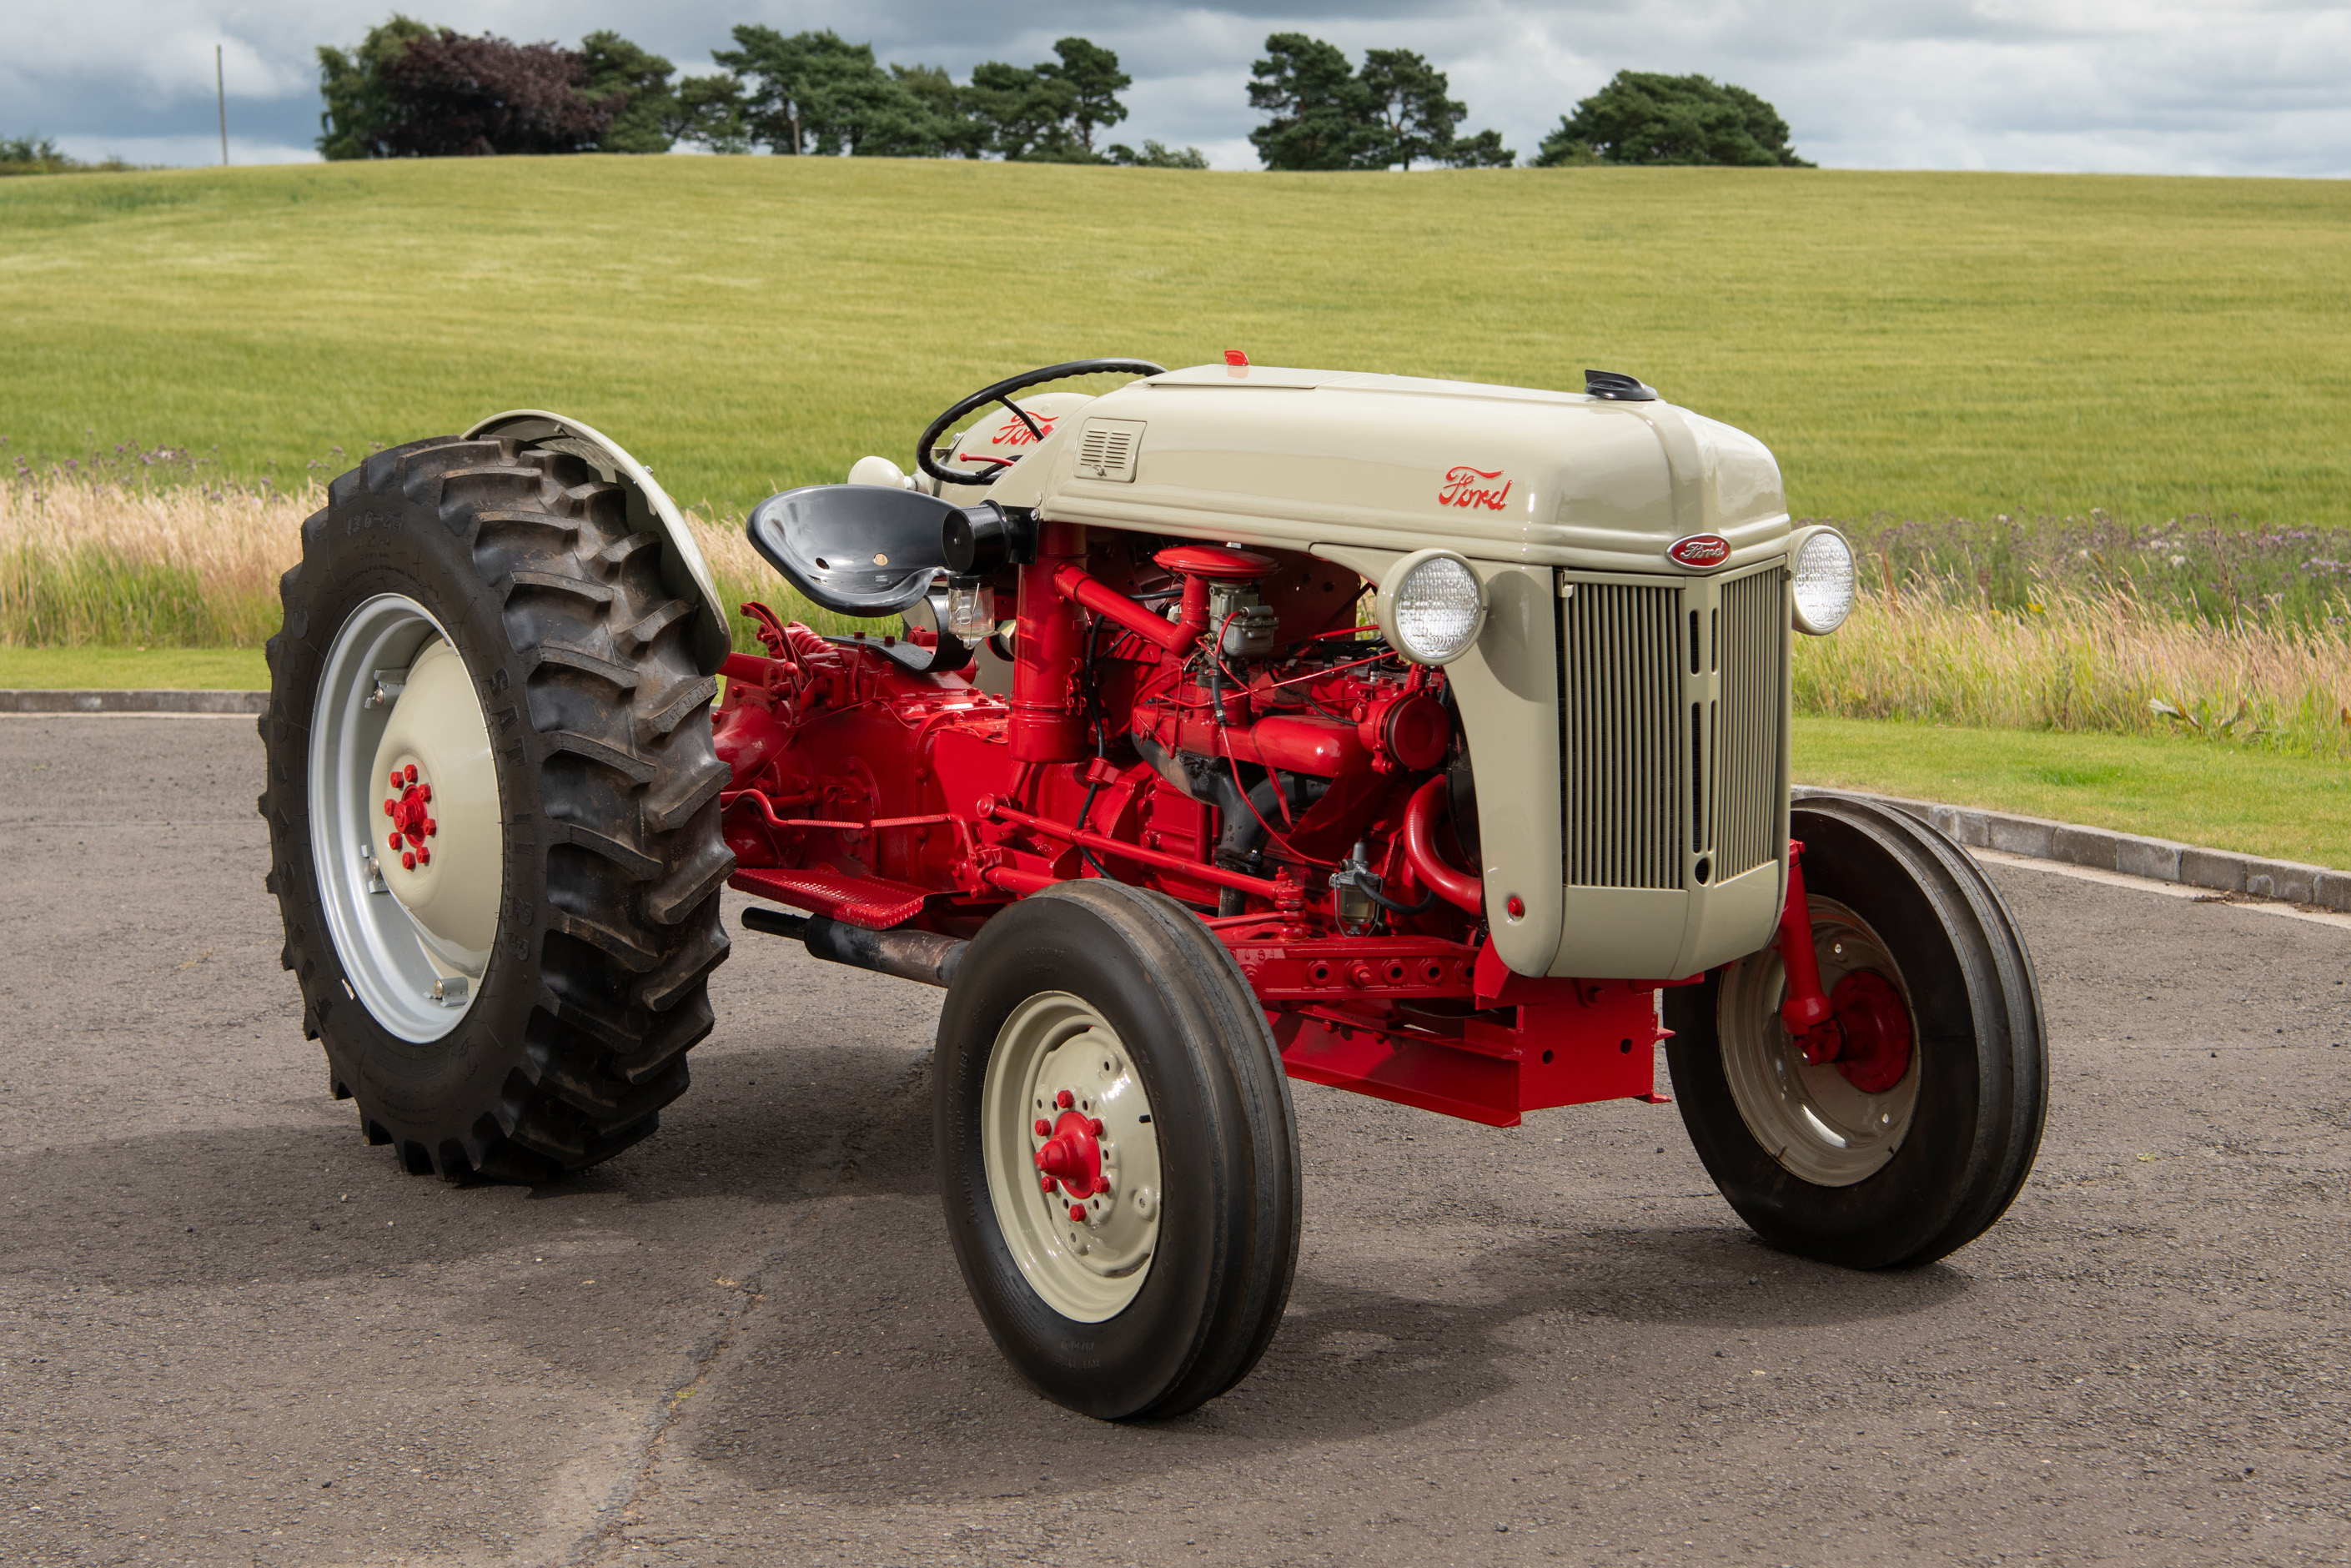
712, 524, 1677, 1127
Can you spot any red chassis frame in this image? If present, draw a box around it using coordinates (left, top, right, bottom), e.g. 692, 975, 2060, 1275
709, 521, 1811, 1128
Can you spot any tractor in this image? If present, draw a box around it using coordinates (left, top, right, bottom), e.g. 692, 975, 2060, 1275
259, 357, 2047, 1420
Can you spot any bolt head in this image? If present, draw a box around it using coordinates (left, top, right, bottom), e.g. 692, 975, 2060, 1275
1089, 1118, 1104, 1137
1056, 1089, 1074, 1108
400, 851, 415, 871
417, 847, 430, 866
424, 818, 437, 837
383, 799, 395, 817
418, 784, 431, 802
389, 771, 401, 790
1067, 1204, 1086, 1224
1040, 1175, 1055, 1194
404, 764, 418, 785
1033, 1118, 1051, 1137
388, 833, 400, 853
1506, 894, 1526, 918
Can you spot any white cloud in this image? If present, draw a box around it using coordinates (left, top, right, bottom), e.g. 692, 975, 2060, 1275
4, 0, 2345, 176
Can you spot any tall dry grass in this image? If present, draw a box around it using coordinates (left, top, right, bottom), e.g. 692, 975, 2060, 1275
0, 472, 847, 652
7, 475, 2345, 756
1794, 566, 2351, 758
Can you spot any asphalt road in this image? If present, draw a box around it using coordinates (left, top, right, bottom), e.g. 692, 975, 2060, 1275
3, 715, 2348, 1568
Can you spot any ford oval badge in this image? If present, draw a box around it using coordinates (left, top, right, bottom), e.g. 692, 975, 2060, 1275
1666, 534, 1732, 570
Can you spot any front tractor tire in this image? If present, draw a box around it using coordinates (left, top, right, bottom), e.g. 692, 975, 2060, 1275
1665, 794, 2048, 1269
259, 435, 734, 1182
935, 882, 1302, 1421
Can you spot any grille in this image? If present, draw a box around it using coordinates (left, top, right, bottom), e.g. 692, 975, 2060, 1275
1076, 420, 1143, 482
1560, 580, 1685, 888
1560, 567, 1786, 890
1711, 568, 1785, 880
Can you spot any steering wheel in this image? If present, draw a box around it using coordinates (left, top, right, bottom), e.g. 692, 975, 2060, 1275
916, 359, 1167, 488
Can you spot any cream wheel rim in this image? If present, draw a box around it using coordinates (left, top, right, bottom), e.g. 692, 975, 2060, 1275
308, 595, 505, 1043
980, 992, 1163, 1322
1718, 896, 1921, 1187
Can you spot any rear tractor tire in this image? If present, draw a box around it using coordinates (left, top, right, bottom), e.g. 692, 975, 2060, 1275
1665, 794, 2047, 1269
259, 435, 735, 1182
935, 882, 1302, 1420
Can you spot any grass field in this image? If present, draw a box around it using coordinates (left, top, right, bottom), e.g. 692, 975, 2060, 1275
1794, 718, 2349, 871
3, 158, 2348, 529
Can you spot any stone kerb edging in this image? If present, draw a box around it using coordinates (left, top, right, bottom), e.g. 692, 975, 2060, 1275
1, 688, 270, 715
1793, 785, 2351, 914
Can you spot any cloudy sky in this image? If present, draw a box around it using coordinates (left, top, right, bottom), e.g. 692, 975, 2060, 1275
8, 0, 2348, 176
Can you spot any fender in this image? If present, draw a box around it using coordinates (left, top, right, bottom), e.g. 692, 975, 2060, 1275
464, 410, 732, 675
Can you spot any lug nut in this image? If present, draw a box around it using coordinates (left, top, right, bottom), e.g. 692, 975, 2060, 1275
1089, 1118, 1104, 1136
389, 771, 401, 790
383, 798, 394, 817
404, 764, 418, 785
424, 818, 437, 837
1034, 1118, 1051, 1137
1068, 1204, 1086, 1224
388, 833, 400, 853
1040, 1175, 1055, 1194
1056, 1089, 1074, 1108
417, 847, 430, 866
400, 852, 416, 871
418, 784, 431, 802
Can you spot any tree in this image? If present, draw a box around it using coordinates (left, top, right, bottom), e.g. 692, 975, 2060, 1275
1535, 71, 1812, 167
1440, 128, 1516, 168
1357, 49, 1459, 170
1247, 33, 1377, 171
1108, 139, 1208, 169
707, 27, 953, 157
962, 38, 1130, 162
376, 30, 613, 157
1251, 38, 1513, 170
580, 30, 676, 153
1045, 38, 1129, 157
319, 17, 684, 158
317, 14, 436, 159
962, 58, 1075, 160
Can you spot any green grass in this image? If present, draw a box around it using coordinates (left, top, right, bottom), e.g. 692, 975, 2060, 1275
0, 646, 268, 688
3, 158, 2347, 527
1795, 717, 2351, 871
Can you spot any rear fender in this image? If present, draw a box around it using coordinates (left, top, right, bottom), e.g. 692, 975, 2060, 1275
464, 410, 731, 675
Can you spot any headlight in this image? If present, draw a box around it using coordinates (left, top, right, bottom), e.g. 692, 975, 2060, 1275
1791, 527, 1855, 636
1376, 550, 1486, 665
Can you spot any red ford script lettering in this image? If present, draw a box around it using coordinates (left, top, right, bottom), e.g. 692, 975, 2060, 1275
1439, 466, 1512, 510
992, 414, 1057, 447
1667, 534, 1733, 569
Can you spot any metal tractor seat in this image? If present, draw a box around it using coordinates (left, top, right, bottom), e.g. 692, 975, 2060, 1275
746, 484, 962, 618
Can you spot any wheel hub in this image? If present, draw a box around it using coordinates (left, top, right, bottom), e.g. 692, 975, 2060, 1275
1716, 897, 1922, 1187
979, 993, 1163, 1321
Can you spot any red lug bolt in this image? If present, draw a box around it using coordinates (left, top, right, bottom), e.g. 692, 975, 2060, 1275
389, 771, 401, 790
1506, 894, 1526, 918
1068, 1204, 1087, 1224
1056, 1089, 1074, 1109
388, 833, 400, 853
418, 784, 431, 802
1034, 1118, 1051, 1137
1040, 1175, 1056, 1194
1089, 1118, 1104, 1137
400, 851, 416, 871
404, 764, 418, 785
417, 847, 430, 866
424, 818, 437, 837
383, 799, 394, 817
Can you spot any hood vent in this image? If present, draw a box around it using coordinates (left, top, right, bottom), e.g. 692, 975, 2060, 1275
1077, 419, 1144, 483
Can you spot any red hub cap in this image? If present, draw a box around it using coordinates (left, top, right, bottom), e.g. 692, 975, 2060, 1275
1034, 1109, 1108, 1199
380, 762, 440, 871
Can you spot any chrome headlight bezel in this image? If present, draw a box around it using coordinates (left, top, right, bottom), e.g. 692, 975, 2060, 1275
1374, 548, 1488, 666
1789, 525, 1856, 636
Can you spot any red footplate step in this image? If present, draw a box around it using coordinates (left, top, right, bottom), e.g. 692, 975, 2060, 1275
729, 867, 930, 929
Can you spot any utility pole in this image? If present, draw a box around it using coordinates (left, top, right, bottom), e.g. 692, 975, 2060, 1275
217, 45, 229, 166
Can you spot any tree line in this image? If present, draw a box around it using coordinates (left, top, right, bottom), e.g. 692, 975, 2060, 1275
316, 17, 1807, 170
